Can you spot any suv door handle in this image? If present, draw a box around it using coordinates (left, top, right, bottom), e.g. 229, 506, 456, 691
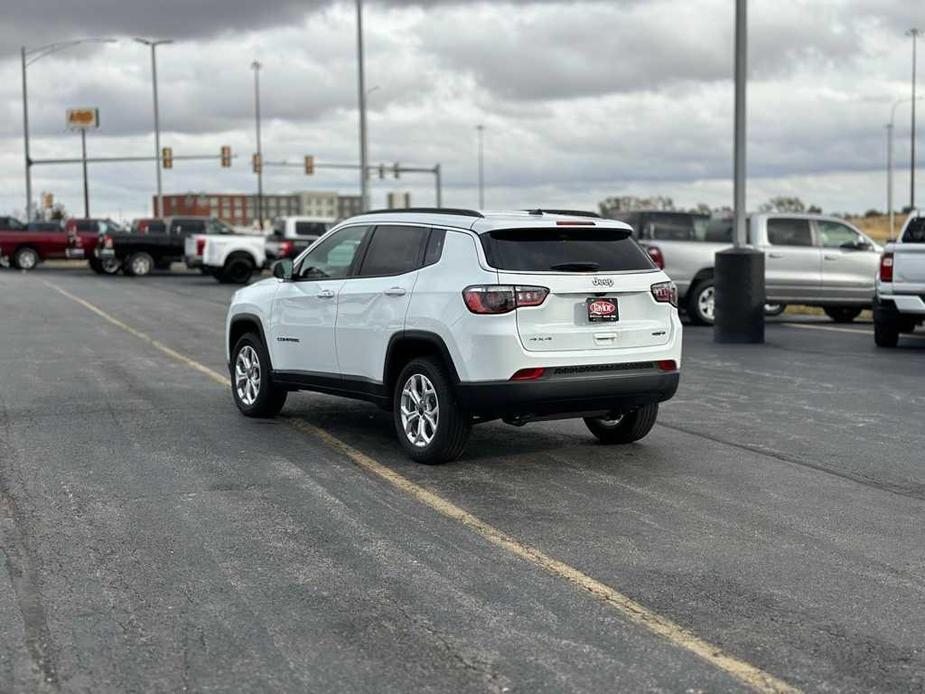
823, 254, 838, 260
383, 287, 407, 296
768, 252, 784, 259
316, 289, 336, 299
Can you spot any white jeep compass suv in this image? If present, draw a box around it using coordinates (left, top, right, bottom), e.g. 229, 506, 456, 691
225, 209, 682, 463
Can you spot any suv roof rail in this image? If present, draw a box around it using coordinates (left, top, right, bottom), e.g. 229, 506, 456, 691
363, 207, 485, 218
523, 209, 602, 218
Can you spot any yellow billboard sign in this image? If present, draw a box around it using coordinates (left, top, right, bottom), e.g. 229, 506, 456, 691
66, 108, 99, 130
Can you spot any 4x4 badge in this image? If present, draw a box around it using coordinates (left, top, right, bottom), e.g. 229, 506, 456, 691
592, 277, 614, 287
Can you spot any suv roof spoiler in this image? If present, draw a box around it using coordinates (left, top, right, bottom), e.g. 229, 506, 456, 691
523, 209, 602, 218
363, 208, 485, 218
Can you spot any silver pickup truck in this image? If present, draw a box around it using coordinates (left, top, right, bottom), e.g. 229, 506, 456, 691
873, 210, 925, 346
608, 211, 881, 324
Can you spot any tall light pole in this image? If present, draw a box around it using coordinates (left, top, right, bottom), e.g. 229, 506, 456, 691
20, 38, 116, 220
135, 38, 172, 218
887, 97, 922, 237
251, 60, 264, 229
356, 0, 370, 212
908, 28, 920, 209
714, 0, 764, 344
476, 124, 485, 209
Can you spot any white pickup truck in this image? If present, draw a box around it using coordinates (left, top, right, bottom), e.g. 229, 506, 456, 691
609, 211, 881, 324
185, 231, 267, 284
873, 210, 925, 347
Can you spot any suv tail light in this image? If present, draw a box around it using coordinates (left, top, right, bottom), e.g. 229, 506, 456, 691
656, 360, 678, 372
646, 245, 665, 269
196, 237, 206, 256
879, 252, 894, 282
650, 281, 678, 307
102, 234, 113, 250
462, 285, 549, 314
510, 367, 545, 381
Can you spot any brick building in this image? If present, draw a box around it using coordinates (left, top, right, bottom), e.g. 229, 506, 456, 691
156, 191, 359, 225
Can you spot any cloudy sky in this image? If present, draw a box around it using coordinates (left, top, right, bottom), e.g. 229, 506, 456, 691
0, 0, 922, 220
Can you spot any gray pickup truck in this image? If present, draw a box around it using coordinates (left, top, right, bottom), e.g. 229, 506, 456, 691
873, 210, 925, 346
608, 211, 881, 324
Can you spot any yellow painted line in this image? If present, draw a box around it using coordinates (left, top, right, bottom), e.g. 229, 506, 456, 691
783, 322, 925, 340
46, 279, 798, 694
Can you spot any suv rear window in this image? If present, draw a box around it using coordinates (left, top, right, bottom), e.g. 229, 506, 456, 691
480, 227, 654, 272
902, 217, 925, 243
357, 225, 429, 276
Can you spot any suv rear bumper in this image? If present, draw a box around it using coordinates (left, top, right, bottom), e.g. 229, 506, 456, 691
456, 367, 679, 420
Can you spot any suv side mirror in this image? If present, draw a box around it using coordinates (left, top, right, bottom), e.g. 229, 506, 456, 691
273, 258, 293, 280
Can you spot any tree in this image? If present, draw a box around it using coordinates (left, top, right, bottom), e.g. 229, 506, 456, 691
758, 196, 808, 213
599, 196, 675, 217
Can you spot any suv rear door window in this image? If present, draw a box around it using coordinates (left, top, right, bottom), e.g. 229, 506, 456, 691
480, 227, 654, 272
356, 225, 429, 277
767, 218, 813, 247
902, 217, 925, 243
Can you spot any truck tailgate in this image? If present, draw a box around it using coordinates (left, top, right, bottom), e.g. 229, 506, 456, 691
892, 245, 925, 292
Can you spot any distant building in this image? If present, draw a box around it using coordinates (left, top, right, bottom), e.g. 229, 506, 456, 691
157, 191, 359, 225
387, 191, 412, 209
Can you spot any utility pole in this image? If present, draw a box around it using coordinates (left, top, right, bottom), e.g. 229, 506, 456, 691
80, 129, 89, 217
714, 0, 764, 344
135, 38, 172, 218
356, 0, 370, 212
20, 47, 31, 220
887, 123, 894, 238
908, 28, 920, 209
476, 124, 485, 209
251, 60, 264, 229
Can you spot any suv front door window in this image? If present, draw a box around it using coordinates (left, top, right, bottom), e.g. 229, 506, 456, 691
271, 226, 371, 375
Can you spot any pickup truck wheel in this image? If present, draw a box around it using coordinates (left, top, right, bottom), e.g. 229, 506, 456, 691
873, 313, 899, 347
220, 256, 254, 284
823, 306, 862, 323
231, 333, 287, 417
13, 247, 39, 271
687, 280, 715, 325
393, 357, 470, 464
764, 303, 787, 317
124, 252, 153, 277
584, 404, 658, 444
100, 257, 122, 275
88, 257, 104, 274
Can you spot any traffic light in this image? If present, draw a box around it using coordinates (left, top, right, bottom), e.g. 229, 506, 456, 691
393, 162, 400, 179
220, 146, 232, 167
252, 153, 262, 173
161, 146, 173, 169
304, 155, 314, 175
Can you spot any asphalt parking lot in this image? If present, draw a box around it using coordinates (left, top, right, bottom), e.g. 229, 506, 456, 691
1, 265, 923, 693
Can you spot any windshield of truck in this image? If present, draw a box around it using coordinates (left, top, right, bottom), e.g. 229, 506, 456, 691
902, 217, 925, 243
640, 213, 711, 242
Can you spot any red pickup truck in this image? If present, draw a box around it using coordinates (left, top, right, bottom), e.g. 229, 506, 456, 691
0, 218, 112, 271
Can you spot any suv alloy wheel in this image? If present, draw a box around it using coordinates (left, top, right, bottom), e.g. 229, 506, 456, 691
231, 333, 288, 417
393, 357, 470, 464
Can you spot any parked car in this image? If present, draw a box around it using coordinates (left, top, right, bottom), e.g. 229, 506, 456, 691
608, 211, 881, 324
224, 208, 681, 463
96, 216, 233, 276
0, 217, 95, 270
265, 216, 334, 261
873, 210, 925, 346
197, 231, 267, 284
131, 218, 167, 234
179, 217, 239, 271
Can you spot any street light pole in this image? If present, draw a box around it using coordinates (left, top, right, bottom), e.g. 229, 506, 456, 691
887, 97, 922, 237
80, 129, 89, 217
251, 60, 264, 229
356, 0, 370, 212
135, 38, 172, 218
714, 0, 764, 344
908, 29, 920, 209
20, 38, 116, 221
476, 124, 485, 209
20, 47, 32, 220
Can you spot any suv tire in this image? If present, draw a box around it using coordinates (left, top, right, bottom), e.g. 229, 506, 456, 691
393, 357, 470, 464
231, 333, 288, 417
13, 247, 39, 271
220, 255, 255, 284
584, 404, 659, 444
687, 279, 714, 325
824, 306, 862, 323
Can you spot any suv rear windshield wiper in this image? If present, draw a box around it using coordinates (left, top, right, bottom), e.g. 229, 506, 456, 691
549, 261, 600, 272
